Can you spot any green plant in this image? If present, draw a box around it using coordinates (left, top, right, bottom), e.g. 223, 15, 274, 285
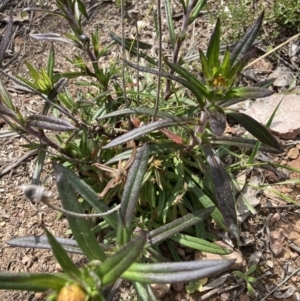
0, 0, 284, 299
232, 264, 257, 297
3, 145, 234, 300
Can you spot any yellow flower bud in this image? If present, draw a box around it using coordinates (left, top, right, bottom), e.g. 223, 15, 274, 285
57, 284, 87, 301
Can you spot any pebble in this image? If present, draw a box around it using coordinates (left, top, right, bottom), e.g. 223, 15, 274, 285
151, 283, 171, 299
265, 170, 279, 183
269, 213, 281, 226
239, 293, 251, 301
172, 282, 184, 292
287, 147, 299, 159
290, 251, 299, 260
196, 241, 244, 270
220, 293, 230, 301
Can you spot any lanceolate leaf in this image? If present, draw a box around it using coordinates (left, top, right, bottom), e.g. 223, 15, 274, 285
209, 106, 226, 137
202, 143, 239, 240
164, 58, 209, 98
170, 233, 231, 254
25, 115, 76, 131
146, 207, 214, 247
207, 18, 221, 75
227, 111, 282, 151
56, 164, 117, 229
44, 229, 81, 280
125, 59, 205, 105
0, 273, 67, 291
96, 233, 146, 286
0, 15, 13, 67
6, 235, 112, 255
189, 0, 207, 24
210, 136, 283, 154
53, 162, 106, 261
117, 144, 149, 245
230, 11, 264, 65
103, 117, 196, 149
215, 86, 274, 102
122, 259, 235, 283
164, 0, 176, 49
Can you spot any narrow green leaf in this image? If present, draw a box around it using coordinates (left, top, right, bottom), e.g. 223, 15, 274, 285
103, 117, 196, 149
109, 31, 156, 65
164, 0, 176, 49
51, 164, 117, 229
77, 0, 89, 20
0, 273, 67, 291
164, 58, 209, 98
215, 86, 274, 102
0, 77, 15, 110
217, 46, 231, 77
123, 259, 235, 283
97, 233, 146, 286
227, 111, 282, 151
210, 136, 283, 154
53, 162, 106, 261
199, 49, 211, 79
202, 143, 239, 240
146, 207, 214, 247
7, 235, 113, 255
189, 0, 207, 24
25, 115, 76, 131
207, 18, 221, 75
98, 107, 177, 120
117, 144, 149, 245
230, 11, 264, 65
47, 44, 55, 85
185, 174, 227, 230
170, 233, 232, 254
0, 15, 13, 67
124, 59, 205, 105
209, 106, 226, 137
44, 229, 81, 280
133, 282, 157, 301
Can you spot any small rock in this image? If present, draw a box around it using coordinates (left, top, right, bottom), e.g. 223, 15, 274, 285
198, 241, 244, 270
270, 230, 285, 256
151, 283, 170, 299
175, 293, 182, 301
177, 247, 185, 258
284, 252, 291, 260
269, 212, 281, 226
290, 251, 298, 260
270, 239, 283, 256
242, 94, 300, 139
296, 144, 300, 150
220, 293, 230, 301
239, 293, 251, 301
280, 160, 288, 165
265, 170, 279, 183
288, 148, 299, 159
289, 157, 300, 179
280, 187, 293, 194
172, 282, 184, 292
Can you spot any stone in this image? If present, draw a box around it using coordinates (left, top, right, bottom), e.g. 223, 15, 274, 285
239, 293, 251, 301
196, 241, 244, 270
287, 148, 299, 159
288, 157, 300, 179
172, 282, 184, 292
151, 283, 171, 299
240, 94, 300, 139
269, 213, 281, 226
265, 170, 279, 184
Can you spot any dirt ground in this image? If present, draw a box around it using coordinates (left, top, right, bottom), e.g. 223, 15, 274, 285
1, 1, 300, 300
